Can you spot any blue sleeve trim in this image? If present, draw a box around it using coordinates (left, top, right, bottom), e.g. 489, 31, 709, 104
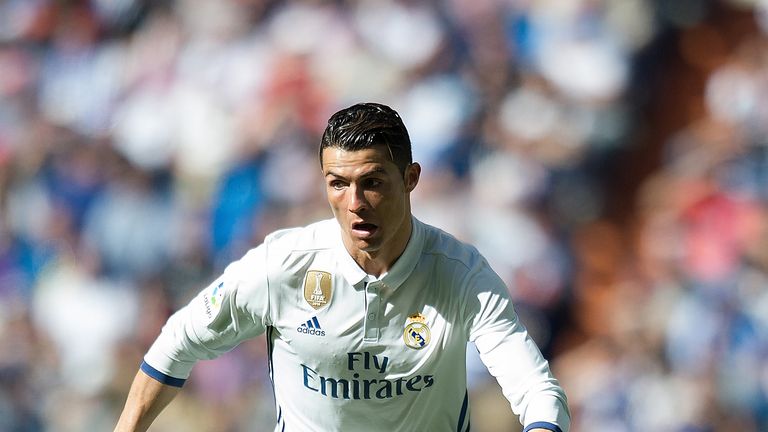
140, 361, 187, 388
524, 422, 563, 432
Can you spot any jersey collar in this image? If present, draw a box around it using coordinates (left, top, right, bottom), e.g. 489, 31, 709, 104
335, 216, 425, 292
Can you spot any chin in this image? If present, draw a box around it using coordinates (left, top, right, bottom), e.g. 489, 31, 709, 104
355, 240, 378, 252
352, 238, 381, 253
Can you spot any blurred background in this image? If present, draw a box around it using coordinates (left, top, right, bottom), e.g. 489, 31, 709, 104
1, 0, 768, 431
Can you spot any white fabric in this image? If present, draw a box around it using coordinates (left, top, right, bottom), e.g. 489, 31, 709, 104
144, 217, 570, 431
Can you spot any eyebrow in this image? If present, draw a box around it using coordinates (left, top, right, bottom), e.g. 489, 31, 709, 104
324, 166, 388, 180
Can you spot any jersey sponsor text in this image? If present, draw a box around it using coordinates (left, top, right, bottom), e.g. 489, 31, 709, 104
301, 351, 435, 400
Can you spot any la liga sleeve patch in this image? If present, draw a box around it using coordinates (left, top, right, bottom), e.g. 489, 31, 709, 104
201, 281, 227, 325
198, 279, 242, 333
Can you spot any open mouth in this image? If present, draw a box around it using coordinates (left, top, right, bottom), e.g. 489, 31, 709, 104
352, 222, 379, 237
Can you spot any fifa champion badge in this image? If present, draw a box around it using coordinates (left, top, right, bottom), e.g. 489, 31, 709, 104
303, 270, 332, 310
403, 313, 431, 349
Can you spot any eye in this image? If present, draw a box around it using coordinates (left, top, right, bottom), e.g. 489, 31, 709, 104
363, 178, 383, 189
329, 180, 347, 190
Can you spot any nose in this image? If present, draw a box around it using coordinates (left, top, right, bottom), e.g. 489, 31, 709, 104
348, 184, 368, 214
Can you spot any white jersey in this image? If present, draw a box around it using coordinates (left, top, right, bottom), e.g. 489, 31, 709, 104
143, 218, 570, 432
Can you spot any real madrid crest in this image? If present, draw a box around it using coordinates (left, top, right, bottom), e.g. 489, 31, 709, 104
403, 313, 431, 349
303, 270, 332, 310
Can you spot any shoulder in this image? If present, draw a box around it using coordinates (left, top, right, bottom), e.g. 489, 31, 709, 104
225, 218, 339, 289
417, 219, 485, 272
416, 220, 510, 323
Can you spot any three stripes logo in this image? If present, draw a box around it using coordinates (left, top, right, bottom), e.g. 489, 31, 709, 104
297, 316, 326, 337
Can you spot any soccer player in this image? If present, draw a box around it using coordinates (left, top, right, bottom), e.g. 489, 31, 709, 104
114, 103, 570, 432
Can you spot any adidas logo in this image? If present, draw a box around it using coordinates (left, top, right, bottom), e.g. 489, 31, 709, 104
297, 316, 326, 337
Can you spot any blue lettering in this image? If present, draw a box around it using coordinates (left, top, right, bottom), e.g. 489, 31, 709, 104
375, 380, 392, 399
302, 364, 319, 392
363, 378, 377, 399
349, 351, 388, 373
394, 377, 405, 395
347, 352, 362, 371
352, 373, 360, 399
405, 375, 422, 391
321, 376, 350, 399
372, 354, 389, 374
303, 359, 435, 400
423, 375, 434, 388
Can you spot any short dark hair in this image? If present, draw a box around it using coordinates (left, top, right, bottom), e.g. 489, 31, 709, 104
320, 103, 412, 175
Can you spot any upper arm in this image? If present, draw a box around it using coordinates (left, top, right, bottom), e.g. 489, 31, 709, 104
143, 244, 272, 380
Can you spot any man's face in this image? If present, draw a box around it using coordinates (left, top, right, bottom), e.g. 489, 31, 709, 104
322, 145, 419, 259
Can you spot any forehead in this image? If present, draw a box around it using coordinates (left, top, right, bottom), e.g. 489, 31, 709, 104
321, 145, 398, 175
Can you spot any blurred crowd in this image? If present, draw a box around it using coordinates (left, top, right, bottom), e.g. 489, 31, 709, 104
1, 0, 768, 431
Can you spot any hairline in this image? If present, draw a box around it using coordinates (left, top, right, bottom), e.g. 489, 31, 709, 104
319, 142, 405, 175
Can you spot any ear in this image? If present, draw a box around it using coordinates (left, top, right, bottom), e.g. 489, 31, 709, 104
404, 163, 421, 193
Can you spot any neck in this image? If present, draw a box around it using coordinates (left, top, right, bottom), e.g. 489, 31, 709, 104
356, 254, 388, 278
